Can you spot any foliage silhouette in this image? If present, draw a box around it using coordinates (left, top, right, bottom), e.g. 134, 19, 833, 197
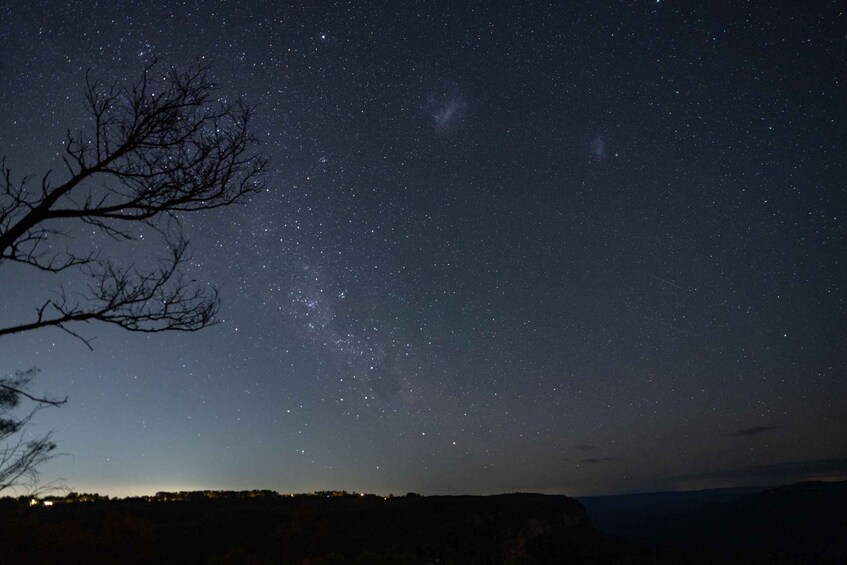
0, 368, 65, 493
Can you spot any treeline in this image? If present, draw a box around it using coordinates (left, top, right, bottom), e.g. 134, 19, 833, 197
15, 489, 428, 505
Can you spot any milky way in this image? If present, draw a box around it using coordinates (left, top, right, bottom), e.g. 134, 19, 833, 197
0, 1, 844, 497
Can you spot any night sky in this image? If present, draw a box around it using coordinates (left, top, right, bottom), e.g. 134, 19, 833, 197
1, 1, 845, 497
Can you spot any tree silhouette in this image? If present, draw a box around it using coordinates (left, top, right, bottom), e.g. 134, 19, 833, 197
0, 60, 266, 491
0, 369, 65, 492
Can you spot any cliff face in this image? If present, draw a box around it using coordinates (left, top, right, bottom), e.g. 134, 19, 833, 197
267, 493, 592, 563
363, 494, 589, 562
443, 494, 588, 561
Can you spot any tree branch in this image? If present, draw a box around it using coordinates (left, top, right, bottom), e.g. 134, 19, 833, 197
0, 60, 265, 341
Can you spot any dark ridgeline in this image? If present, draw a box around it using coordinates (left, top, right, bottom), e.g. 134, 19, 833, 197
1, 482, 844, 563
580, 480, 847, 565
0, 491, 683, 564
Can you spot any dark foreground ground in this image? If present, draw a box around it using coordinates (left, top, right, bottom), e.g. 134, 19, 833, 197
0, 491, 680, 565
0, 481, 844, 564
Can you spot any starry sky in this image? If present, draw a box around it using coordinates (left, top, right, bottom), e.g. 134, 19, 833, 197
0, 1, 845, 497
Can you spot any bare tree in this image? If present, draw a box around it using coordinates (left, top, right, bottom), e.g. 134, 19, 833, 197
0, 59, 265, 345
0, 60, 266, 490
